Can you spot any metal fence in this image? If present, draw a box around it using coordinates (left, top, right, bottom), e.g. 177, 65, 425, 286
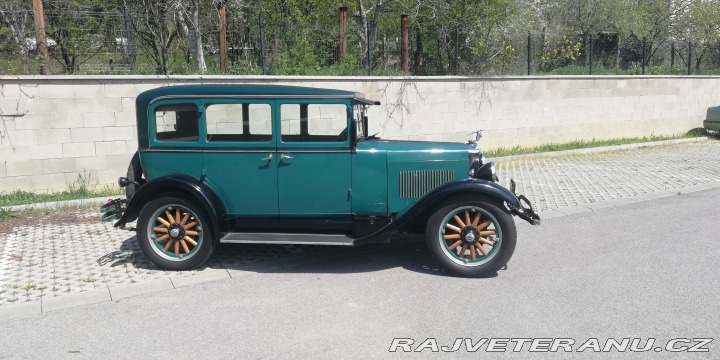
2, 7, 719, 76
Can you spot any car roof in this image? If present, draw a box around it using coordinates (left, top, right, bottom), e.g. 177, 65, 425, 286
136, 84, 377, 105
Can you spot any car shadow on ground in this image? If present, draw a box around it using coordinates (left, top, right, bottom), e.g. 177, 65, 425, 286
104, 234, 502, 279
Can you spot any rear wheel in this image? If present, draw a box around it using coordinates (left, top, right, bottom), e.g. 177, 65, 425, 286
426, 200, 516, 277
137, 196, 214, 270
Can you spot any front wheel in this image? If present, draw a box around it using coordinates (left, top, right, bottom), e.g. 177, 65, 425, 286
426, 200, 516, 277
137, 196, 215, 270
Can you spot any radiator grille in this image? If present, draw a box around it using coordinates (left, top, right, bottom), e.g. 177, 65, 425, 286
399, 169, 455, 199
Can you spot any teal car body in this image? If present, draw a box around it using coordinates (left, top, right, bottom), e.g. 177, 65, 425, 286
103, 84, 539, 275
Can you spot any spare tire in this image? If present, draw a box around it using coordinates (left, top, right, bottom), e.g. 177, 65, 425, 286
125, 151, 145, 199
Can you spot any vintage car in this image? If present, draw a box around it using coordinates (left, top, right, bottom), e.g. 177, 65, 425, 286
101, 84, 540, 277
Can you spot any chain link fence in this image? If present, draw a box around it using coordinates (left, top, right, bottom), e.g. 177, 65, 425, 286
2, 6, 720, 76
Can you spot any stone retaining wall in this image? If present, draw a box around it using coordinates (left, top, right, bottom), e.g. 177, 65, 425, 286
0, 75, 717, 192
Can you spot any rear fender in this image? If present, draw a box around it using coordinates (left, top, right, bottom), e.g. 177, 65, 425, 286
114, 174, 226, 238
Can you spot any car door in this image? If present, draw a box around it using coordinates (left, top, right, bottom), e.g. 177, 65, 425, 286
201, 99, 278, 216
276, 100, 352, 216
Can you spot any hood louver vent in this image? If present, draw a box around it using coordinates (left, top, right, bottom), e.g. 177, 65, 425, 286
399, 169, 455, 199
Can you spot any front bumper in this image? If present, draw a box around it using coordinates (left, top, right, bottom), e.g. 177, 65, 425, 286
508, 179, 541, 225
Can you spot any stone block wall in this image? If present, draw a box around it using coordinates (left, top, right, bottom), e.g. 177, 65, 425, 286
0, 75, 718, 192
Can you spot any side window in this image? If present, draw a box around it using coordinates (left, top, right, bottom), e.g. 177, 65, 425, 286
280, 104, 348, 142
205, 103, 272, 142
154, 104, 199, 141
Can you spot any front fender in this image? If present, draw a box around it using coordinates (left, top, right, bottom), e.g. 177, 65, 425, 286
114, 174, 226, 238
394, 179, 520, 228
354, 179, 524, 244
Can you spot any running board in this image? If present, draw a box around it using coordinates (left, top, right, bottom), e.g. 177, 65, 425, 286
219, 232, 355, 246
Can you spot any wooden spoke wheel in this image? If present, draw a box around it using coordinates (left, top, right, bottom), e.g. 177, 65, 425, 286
137, 196, 214, 270
440, 206, 500, 266
148, 205, 202, 260
426, 200, 517, 277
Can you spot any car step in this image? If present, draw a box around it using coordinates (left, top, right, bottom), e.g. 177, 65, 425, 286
219, 233, 355, 246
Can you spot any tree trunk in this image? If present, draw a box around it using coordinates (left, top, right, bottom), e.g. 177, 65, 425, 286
192, 0, 206, 73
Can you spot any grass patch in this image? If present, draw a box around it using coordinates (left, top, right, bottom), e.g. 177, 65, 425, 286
0, 208, 17, 221
486, 131, 711, 158
0, 171, 122, 207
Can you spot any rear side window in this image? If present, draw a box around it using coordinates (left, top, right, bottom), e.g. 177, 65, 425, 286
205, 103, 272, 142
155, 104, 199, 141
280, 104, 348, 142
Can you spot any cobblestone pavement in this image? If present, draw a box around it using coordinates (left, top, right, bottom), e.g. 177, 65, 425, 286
1, 140, 719, 307
497, 140, 720, 211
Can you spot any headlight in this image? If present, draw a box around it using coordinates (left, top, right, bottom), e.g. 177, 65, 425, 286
469, 161, 496, 181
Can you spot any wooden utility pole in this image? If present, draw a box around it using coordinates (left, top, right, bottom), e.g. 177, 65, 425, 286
32, 0, 50, 75
400, 15, 409, 72
339, 7, 348, 64
218, 1, 227, 74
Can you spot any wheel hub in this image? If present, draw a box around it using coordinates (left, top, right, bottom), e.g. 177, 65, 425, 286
460, 226, 480, 245
167, 224, 185, 241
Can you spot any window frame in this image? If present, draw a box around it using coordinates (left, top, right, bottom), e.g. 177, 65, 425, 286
200, 98, 276, 150
149, 100, 201, 148
276, 99, 352, 148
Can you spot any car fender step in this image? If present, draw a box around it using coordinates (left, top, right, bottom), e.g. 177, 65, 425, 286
219, 233, 355, 246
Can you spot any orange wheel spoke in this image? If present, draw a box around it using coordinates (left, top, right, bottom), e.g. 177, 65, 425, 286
156, 234, 169, 243
464, 211, 471, 227
184, 221, 197, 230
452, 215, 466, 228
180, 214, 190, 225
480, 230, 496, 236
175, 209, 181, 223
470, 245, 476, 260
477, 244, 488, 256
174, 241, 179, 255
471, 213, 481, 227
448, 240, 463, 250
153, 227, 168, 233
156, 217, 171, 227
445, 224, 462, 233
165, 211, 176, 224
180, 239, 190, 253
186, 230, 199, 236
458, 244, 468, 258
477, 220, 491, 231
183, 236, 197, 246
444, 234, 461, 240
478, 237, 494, 246
164, 239, 174, 251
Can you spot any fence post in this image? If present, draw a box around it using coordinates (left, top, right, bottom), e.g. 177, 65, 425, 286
588, 34, 593, 75
123, 6, 135, 75
32, 0, 50, 75
259, 16, 266, 75
687, 41, 691, 75
339, 7, 347, 64
400, 14, 409, 72
527, 32, 531, 75
218, 1, 227, 74
413, 28, 423, 74
366, 25, 372, 76
670, 43, 675, 68
641, 37, 646, 75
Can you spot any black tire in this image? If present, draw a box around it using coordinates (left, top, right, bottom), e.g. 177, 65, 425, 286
426, 199, 516, 277
137, 196, 215, 270
125, 152, 145, 199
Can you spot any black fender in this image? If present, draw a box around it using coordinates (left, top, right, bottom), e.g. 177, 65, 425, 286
114, 174, 226, 239
354, 179, 520, 245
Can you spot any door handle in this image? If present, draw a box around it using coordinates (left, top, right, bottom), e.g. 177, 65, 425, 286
260, 154, 273, 161
280, 153, 293, 161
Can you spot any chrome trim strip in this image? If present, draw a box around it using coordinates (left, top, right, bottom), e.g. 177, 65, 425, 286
220, 232, 354, 246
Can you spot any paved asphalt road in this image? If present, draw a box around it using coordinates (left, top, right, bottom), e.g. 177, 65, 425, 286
2, 188, 719, 359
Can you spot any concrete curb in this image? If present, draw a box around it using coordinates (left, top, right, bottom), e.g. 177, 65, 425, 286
2, 196, 114, 212
494, 137, 708, 161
